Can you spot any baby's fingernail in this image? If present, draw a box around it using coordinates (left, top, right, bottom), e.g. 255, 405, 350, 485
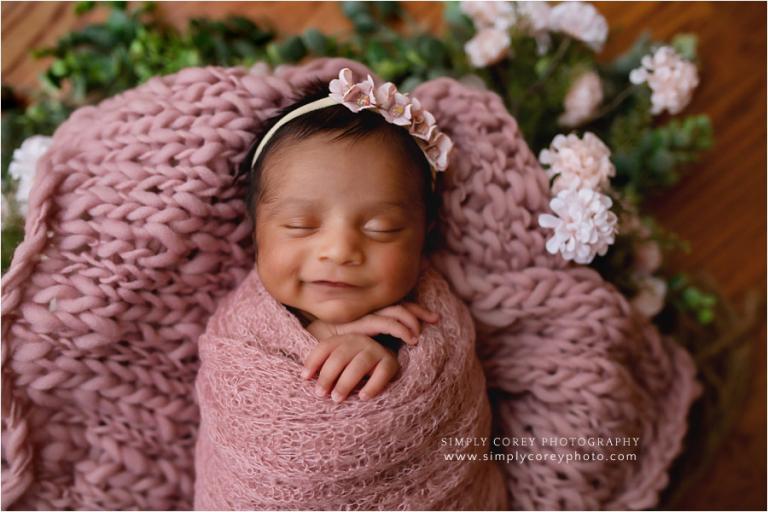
359, 391, 369, 401
315, 384, 325, 397
331, 390, 342, 403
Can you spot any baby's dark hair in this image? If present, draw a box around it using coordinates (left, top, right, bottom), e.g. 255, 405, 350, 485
236, 78, 443, 254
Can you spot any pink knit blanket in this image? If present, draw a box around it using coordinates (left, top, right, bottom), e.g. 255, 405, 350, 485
194, 265, 507, 510
1, 57, 702, 510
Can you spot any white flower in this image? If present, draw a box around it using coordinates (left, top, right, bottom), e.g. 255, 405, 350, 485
538, 188, 618, 264
539, 132, 615, 193
548, 1, 608, 52
629, 46, 699, 115
8, 135, 53, 217
460, 1, 517, 30
464, 28, 511, 68
515, 1, 552, 54
631, 275, 668, 317
558, 71, 603, 127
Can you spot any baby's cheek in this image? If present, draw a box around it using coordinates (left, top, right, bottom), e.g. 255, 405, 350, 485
374, 246, 422, 298
257, 242, 301, 301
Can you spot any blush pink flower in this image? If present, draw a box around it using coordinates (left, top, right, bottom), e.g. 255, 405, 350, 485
631, 276, 668, 318
539, 132, 615, 194
329, 70, 376, 112
460, 1, 516, 30
629, 45, 699, 115
325, 67, 454, 173
558, 71, 604, 127
422, 132, 454, 172
409, 98, 438, 141
516, 1, 552, 54
374, 83, 412, 126
547, 1, 608, 52
329, 68, 355, 98
633, 240, 662, 275
538, 188, 618, 264
464, 28, 511, 68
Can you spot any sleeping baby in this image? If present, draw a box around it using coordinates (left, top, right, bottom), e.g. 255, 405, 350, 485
239, 68, 454, 403
194, 67, 507, 509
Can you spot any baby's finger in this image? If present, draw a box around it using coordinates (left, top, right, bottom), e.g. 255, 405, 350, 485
338, 315, 417, 345
331, 352, 379, 403
358, 358, 400, 400
315, 348, 356, 397
374, 305, 421, 337
403, 302, 440, 323
302, 341, 336, 380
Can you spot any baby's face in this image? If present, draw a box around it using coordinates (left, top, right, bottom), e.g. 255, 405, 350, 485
254, 132, 427, 324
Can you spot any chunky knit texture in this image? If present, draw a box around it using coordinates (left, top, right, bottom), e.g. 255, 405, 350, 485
194, 265, 507, 510
1, 57, 702, 510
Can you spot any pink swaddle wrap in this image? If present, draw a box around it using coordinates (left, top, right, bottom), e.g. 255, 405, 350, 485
194, 265, 507, 510
1, 57, 701, 510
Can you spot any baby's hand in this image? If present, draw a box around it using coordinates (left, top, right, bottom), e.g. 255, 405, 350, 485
307, 302, 440, 345
301, 333, 400, 402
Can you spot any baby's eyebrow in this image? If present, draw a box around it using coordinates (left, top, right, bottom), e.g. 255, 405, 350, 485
264, 198, 409, 214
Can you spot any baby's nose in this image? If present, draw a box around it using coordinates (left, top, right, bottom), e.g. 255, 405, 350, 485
317, 229, 364, 265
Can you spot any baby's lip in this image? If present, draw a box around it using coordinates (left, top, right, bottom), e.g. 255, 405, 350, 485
310, 280, 357, 288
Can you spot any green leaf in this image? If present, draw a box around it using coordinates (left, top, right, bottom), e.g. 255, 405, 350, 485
443, 0, 474, 39
75, 1, 96, 15
341, 1, 372, 20
302, 28, 329, 55
672, 33, 698, 61
609, 32, 652, 76
1, 224, 24, 274
416, 35, 447, 65
350, 12, 377, 34
373, 1, 402, 20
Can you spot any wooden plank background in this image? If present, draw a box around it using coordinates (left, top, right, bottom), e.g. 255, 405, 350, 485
2, 2, 765, 509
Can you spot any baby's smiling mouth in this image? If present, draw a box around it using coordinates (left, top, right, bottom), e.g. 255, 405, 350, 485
310, 280, 357, 288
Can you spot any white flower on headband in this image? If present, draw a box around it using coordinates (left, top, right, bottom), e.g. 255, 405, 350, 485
327, 68, 453, 172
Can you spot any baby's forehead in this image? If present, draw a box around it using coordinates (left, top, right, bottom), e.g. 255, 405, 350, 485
261, 194, 413, 216
262, 135, 424, 197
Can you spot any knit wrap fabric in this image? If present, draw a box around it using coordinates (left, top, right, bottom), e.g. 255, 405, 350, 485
193, 265, 507, 510
0, 57, 702, 510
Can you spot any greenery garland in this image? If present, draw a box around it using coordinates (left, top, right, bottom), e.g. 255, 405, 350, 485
1, 2, 760, 507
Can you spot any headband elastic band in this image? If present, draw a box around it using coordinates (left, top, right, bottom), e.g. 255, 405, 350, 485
250, 96, 338, 169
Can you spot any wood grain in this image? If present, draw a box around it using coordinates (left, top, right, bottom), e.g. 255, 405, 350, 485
2, 2, 765, 509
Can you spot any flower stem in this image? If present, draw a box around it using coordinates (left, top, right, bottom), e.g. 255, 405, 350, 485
511, 37, 572, 112
587, 84, 638, 123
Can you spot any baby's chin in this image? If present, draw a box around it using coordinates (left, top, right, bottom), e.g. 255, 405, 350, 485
305, 305, 368, 325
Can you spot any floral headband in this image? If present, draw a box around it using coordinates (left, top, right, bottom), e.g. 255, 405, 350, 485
250, 68, 454, 187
